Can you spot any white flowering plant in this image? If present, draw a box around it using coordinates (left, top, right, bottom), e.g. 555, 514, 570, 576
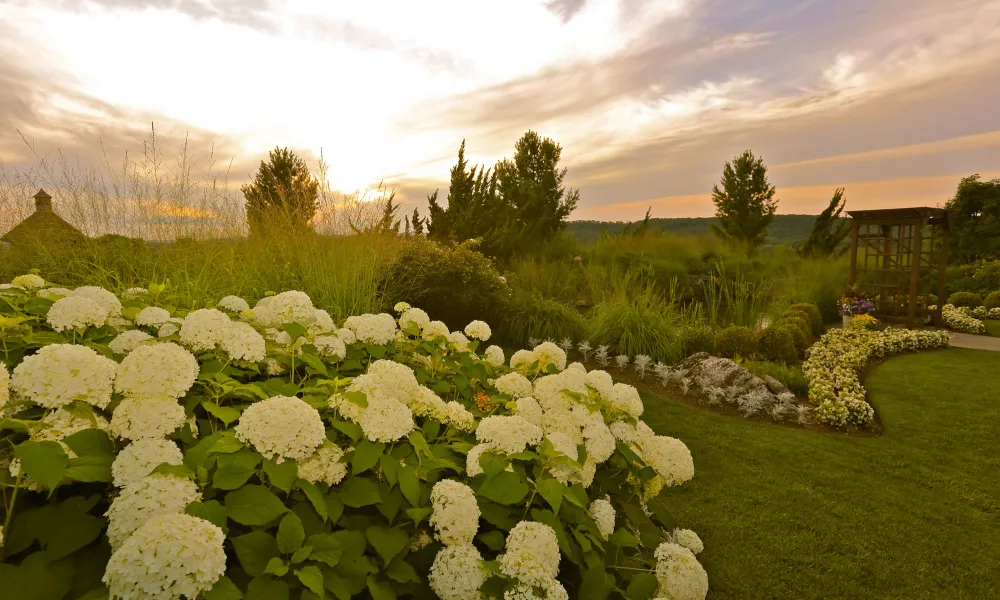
0, 276, 707, 600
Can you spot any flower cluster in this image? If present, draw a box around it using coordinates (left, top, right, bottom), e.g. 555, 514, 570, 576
804, 327, 950, 426
234, 395, 326, 462
936, 304, 987, 334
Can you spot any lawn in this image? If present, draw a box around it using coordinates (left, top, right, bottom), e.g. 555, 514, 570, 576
984, 320, 1000, 337
645, 348, 1000, 600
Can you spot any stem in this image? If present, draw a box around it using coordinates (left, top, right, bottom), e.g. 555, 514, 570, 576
3, 472, 24, 555
607, 565, 654, 573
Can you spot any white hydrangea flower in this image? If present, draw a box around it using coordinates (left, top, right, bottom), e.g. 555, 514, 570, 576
588, 497, 616, 539
464, 320, 491, 341
585, 370, 615, 401
217, 295, 250, 313
635, 435, 694, 486
105, 474, 202, 548
546, 432, 580, 484
504, 578, 569, 600
483, 345, 504, 367
393, 301, 411, 313
360, 395, 415, 443
266, 357, 287, 376
122, 287, 148, 299
348, 359, 422, 406
533, 373, 577, 413
116, 342, 199, 398
509, 349, 537, 371
444, 401, 476, 431
465, 443, 491, 477
297, 444, 347, 486
653, 542, 709, 600
611, 382, 644, 418
400, 307, 430, 330
32, 408, 108, 451
11, 274, 45, 289
447, 331, 471, 352
494, 372, 533, 398
335, 327, 356, 345
135, 306, 171, 327
313, 335, 347, 360
110, 394, 187, 440
498, 521, 561, 585
476, 415, 543, 455
220, 321, 266, 362
532, 341, 567, 371
421, 320, 449, 340
158, 322, 180, 338
46, 296, 109, 331
343, 313, 397, 345
179, 308, 233, 352
112, 438, 184, 488
0, 362, 8, 409
234, 395, 325, 463
673, 529, 704, 554
11, 344, 117, 409
428, 480, 480, 545
70, 286, 122, 317
609, 420, 637, 443
252, 291, 317, 328
311, 309, 335, 334
409, 386, 450, 422
581, 413, 616, 465
512, 397, 544, 427
104, 513, 226, 600
38, 287, 71, 300
429, 544, 488, 600
109, 329, 154, 355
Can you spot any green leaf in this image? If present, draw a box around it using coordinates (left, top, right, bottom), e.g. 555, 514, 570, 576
340, 478, 381, 507
479, 452, 508, 478
150, 463, 195, 480
246, 577, 289, 600
397, 465, 421, 507
231, 531, 279, 577
203, 576, 243, 600
407, 431, 432, 458
186, 500, 228, 531
386, 559, 420, 584
379, 454, 399, 487
284, 322, 308, 341
625, 572, 659, 600
323, 571, 353, 600
263, 458, 298, 493
477, 471, 529, 505
62, 428, 113, 457
277, 512, 306, 554
377, 485, 402, 522
476, 530, 506, 551
226, 484, 289, 525
209, 435, 245, 455
201, 401, 243, 426
365, 344, 386, 359
64, 455, 113, 483
608, 528, 640, 548
326, 492, 345, 524
297, 479, 329, 521
14, 440, 68, 491
536, 477, 566, 515
44, 513, 104, 561
184, 432, 224, 471
366, 576, 396, 600
296, 566, 326, 599
306, 533, 345, 567
331, 419, 363, 442
646, 497, 677, 530
352, 440, 385, 475
214, 449, 262, 490
291, 545, 313, 564
365, 526, 409, 566
581, 564, 611, 600
264, 557, 289, 577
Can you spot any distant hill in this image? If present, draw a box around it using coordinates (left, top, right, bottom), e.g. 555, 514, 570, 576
565, 214, 832, 246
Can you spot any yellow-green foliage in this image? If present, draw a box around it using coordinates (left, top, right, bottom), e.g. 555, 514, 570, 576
715, 325, 758, 359
786, 303, 823, 335
757, 326, 798, 364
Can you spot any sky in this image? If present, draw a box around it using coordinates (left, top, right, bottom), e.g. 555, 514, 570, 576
1, 0, 999, 224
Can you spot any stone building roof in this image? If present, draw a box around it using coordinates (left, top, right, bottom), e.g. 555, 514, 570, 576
1, 189, 85, 246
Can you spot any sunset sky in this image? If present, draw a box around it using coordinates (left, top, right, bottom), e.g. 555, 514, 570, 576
1, 0, 999, 222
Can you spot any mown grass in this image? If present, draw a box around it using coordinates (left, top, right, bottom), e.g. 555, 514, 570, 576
646, 348, 1000, 599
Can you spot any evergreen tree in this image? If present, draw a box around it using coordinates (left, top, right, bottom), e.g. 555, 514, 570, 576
411, 207, 425, 235
801, 187, 851, 257
242, 147, 319, 238
404, 215, 412, 237
710, 149, 778, 252
945, 174, 1000, 262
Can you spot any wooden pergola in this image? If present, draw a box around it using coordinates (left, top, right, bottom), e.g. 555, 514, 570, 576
847, 207, 950, 328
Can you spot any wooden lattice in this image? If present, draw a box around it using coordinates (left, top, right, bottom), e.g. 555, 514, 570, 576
847, 207, 950, 327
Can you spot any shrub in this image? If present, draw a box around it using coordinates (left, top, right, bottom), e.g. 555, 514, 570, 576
984, 291, 1000, 310
779, 312, 813, 340
715, 325, 757, 359
679, 324, 717, 358
786, 303, 823, 335
589, 298, 682, 362
947, 291, 983, 308
385, 238, 510, 330
776, 320, 810, 355
744, 360, 809, 395
757, 326, 798, 364
497, 290, 587, 346
0, 277, 707, 600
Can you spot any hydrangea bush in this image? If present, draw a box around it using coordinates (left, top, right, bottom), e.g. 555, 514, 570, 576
0, 277, 707, 600
931, 304, 996, 334
803, 327, 950, 427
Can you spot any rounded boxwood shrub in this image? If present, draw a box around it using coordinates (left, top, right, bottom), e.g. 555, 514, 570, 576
715, 325, 757, 359
947, 291, 983, 308
775, 320, 810, 355
786, 303, 822, 335
984, 290, 1000, 310
779, 312, 813, 341
679, 324, 717, 358
757, 326, 798, 364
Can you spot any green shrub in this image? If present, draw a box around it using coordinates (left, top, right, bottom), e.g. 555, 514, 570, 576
984, 291, 1000, 310
786, 303, 823, 335
715, 325, 758, 359
947, 291, 983, 308
744, 360, 810, 396
925, 294, 938, 307
497, 290, 587, 346
779, 311, 813, 343
775, 321, 810, 355
757, 326, 798, 364
679, 324, 717, 358
385, 238, 510, 330
589, 298, 682, 362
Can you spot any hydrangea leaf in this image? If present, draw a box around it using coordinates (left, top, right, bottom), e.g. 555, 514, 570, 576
397, 465, 421, 507
365, 526, 409, 566
624, 572, 658, 600
264, 557, 289, 577
608, 528, 640, 547
14, 440, 68, 492
476, 530, 505, 551
64, 455, 113, 483
290, 545, 313, 564
476, 471, 529, 505
62, 427, 113, 457
226, 484, 289, 525
339, 478, 381, 507
202, 576, 243, 600
305, 533, 344, 567
385, 558, 420, 584
378, 454, 399, 487
245, 576, 290, 600
201, 401, 243, 427
295, 565, 326, 599
366, 575, 396, 600
231, 531, 279, 578
296, 479, 329, 522
214, 449, 263, 490
351, 440, 385, 476
580, 564, 612, 600
186, 500, 228, 532
535, 477, 566, 515
277, 512, 306, 554
263, 458, 298, 493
